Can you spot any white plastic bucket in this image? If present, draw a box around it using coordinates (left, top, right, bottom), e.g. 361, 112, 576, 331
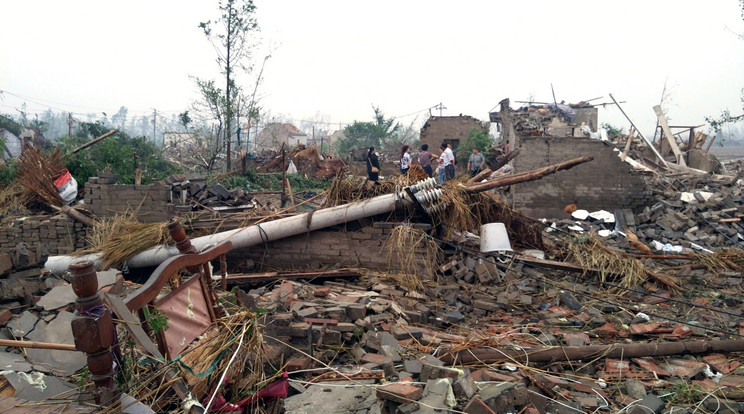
480, 223, 513, 253
54, 169, 78, 204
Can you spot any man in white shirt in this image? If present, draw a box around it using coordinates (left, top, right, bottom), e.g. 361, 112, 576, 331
439, 143, 455, 182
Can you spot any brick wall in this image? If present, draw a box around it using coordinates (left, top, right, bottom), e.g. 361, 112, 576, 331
233, 222, 436, 272
419, 115, 488, 152
84, 178, 173, 223
511, 136, 651, 218
0, 215, 86, 255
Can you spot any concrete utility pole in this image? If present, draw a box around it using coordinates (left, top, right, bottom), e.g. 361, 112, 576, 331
152, 109, 157, 144
67, 113, 73, 137
433, 102, 447, 117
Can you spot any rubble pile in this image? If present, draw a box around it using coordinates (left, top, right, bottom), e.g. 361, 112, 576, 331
166, 173, 257, 213
243, 232, 744, 413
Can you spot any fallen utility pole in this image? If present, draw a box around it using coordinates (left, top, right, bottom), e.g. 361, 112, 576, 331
68, 129, 118, 155
436, 339, 744, 364
45, 156, 593, 275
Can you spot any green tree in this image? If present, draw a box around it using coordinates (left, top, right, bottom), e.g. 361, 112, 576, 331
336, 107, 401, 155
59, 123, 176, 186
199, 0, 259, 171
457, 128, 494, 167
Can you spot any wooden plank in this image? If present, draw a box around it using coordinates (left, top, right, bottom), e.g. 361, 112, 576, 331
653, 105, 687, 166
103, 294, 205, 414
705, 134, 717, 153
609, 94, 669, 168
225, 269, 362, 285
621, 127, 635, 161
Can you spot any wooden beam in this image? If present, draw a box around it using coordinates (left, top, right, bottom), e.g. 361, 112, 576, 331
464, 156, 593, 194
609, 94, 669, 168
704, 135, 717, 153
68, 129, 118, 155
0, 338, 77, 351
653, 105, 686, 166
621, 127, 635, 161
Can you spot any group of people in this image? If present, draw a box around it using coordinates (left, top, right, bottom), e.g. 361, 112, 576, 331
366, 142, 487, 184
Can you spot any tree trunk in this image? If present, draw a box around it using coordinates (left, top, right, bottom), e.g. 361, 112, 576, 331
463, 156, 593, 193
225, 7, 233, 171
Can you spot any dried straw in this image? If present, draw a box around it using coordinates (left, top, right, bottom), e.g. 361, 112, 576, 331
179, 310, 267, 402
564, 235, 649, 294
383, 225, 442, 291
16, 144, 65, 207
0, 182, 31, 217
74, 212, 170, 269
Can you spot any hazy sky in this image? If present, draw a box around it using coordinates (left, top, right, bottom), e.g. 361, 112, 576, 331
1, 0, 743, 137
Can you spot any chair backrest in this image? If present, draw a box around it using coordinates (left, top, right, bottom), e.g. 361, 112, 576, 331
124, 241, 232, 359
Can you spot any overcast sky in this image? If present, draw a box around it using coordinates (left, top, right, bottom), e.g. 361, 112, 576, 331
1, 0, 743, 137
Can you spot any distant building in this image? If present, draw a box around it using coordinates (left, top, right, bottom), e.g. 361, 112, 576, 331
256, 123, 308, 150
419, 115, 489, 152
328, 130, 345, 148
1, 129, 26, 159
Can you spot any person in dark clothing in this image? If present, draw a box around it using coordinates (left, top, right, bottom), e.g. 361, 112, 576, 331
418, 144, 438, 178
367, 146, 380, 184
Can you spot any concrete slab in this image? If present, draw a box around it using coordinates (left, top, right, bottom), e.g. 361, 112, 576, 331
1, 371, 75, 401
25, 311, 86, 375
8, 311, 45, 339
284, 383, 377, 413
0, 351, 33, 372
36, 285, 77, 311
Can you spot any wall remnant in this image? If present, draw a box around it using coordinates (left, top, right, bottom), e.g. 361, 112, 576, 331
84, 178, 173, 223
419, 115, 489, 152
511, 136, 651, 218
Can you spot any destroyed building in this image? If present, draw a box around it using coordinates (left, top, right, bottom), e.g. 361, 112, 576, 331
490, 98, 650, 218
256, 122, 309, 150
419, 115, 489, 151
3, 108, 744, 413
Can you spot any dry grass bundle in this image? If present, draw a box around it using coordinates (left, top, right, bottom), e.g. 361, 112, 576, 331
0, 182, 31, 217
694, 249, 744, 273
75, 212, 170, 269
432, 185, 545, 250
16, 144, 65, 206
323, 167, 430, 207
564, 236, 648, 295
383, 225, 442, 291
179, 310, 267, 402
106, 309, 268, 413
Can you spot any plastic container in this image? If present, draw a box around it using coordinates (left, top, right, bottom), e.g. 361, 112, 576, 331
54, 169, 78, 204
480, 223, 513, 253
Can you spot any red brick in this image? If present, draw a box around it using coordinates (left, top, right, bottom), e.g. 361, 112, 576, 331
285, 355, 313, 372
376, 383, 422, 404
360, 353, 392, 365
313, 287, 330, 297
0, 253, 12, 275
605, 359, 630, 372
632, 358, 671, 376
0, 309, 11, 324
463, 397, 496, 414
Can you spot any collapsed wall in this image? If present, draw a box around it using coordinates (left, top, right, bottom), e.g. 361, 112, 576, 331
0, 214, 86, 255
511, 136, 651, 218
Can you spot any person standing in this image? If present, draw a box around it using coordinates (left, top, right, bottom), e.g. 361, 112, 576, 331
418, 144, 438, 178
440, 143, 455, 182
367, 146, 380, 184
399, 145, 411, 175
467, 147, 486, 178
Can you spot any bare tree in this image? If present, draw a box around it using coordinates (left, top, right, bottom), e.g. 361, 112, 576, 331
199, 0, 259, 170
